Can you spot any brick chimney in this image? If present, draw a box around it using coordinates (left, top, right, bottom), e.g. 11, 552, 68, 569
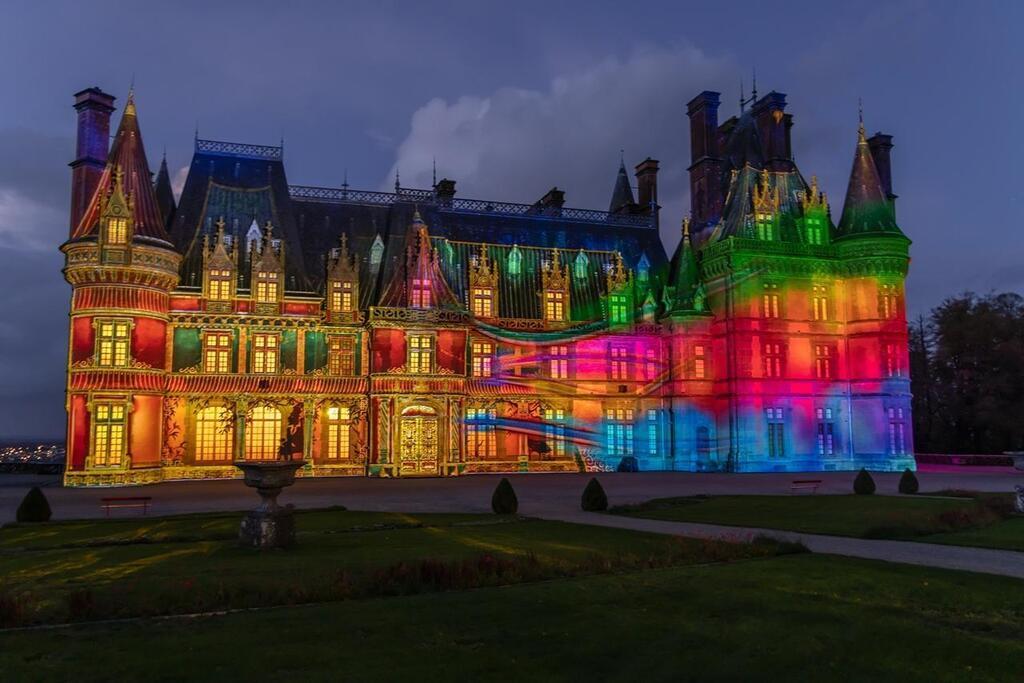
686, 91, 723, 226
435, 178, 456, 205
69, 87, 115, 235
867, 133, 895, 200
534, 187, 565, 216
635, 158, 659, 209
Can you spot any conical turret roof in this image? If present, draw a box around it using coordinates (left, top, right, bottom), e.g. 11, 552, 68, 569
837, 119, 903, 238
667, 218, 703, 313
154, 153, 176, 228
608, 159, 635, 213
71, 90, 172, 243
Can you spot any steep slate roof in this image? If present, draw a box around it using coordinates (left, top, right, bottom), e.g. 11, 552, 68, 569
71, 91, 171, 244
154, 154, 176, 228
704, 164, 821, 244
837, 121, 904, 239
608, 160, 635, 213
666, 220, 702, 314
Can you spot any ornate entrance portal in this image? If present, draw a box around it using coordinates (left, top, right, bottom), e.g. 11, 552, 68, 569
398, 405, 439, 475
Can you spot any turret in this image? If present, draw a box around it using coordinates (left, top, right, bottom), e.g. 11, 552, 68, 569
836, 115, 904, 239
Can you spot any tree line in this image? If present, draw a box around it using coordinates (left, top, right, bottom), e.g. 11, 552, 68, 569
909, 292, 1024, 454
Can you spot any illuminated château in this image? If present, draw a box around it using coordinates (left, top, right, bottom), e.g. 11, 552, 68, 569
61, 85, 913, 486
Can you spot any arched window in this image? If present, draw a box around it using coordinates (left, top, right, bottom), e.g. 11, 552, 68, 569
246, 405, 281, 460
195, 406, 234, 461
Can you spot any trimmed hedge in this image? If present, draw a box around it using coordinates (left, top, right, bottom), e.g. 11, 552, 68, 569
581, 477, 608, 512
16, 486, 52, 523
898, 468, 919, 495
491, 478, 518, 514
853, 468, 876, 495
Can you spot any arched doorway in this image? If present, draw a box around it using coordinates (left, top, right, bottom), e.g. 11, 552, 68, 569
399, 404, 439, 475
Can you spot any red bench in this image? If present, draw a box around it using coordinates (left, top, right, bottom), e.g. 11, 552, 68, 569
790, 479, 822, 495
100, 496, 152, 517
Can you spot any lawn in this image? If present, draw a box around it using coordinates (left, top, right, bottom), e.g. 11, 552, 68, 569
0, 508, 778, 625
610, 494, 1024, 550
1, 554, 1022, 681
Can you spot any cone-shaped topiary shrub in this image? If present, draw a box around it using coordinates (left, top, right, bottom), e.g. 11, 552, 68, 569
16, 486, 52, 522
581, 477, 608, 511
491, 477, 518, 514
853, 468, 876, 495
898, 468, 919, 495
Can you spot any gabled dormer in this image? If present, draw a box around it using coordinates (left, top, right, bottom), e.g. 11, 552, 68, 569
468, 243, 498, 318
606, 251, 634, 327
326, 232, 359, 322
541, 248, 570, 324
751, 169, 780, 241
250, 221, 285, 314
800, 176, 830, 246
98, 165, 133, 261
202, 217, 238, 311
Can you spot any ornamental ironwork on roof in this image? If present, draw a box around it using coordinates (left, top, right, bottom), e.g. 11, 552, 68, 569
195, 138, 283, 161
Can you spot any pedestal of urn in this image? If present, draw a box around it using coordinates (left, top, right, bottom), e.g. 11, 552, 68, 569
234, 460, 304, 549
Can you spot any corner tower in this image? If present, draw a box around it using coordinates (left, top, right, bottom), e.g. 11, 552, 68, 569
61, 89, 182, 485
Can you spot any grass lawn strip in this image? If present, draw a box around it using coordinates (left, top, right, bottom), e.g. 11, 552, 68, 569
1, 554, 1021, 681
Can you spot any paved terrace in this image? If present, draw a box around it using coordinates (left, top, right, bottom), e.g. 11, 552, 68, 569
2, 468, 1022, 579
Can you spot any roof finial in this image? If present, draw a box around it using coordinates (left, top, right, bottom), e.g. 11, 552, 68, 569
341, 168, 349, 191
124, 82, 137, 117
857, 98, 866, 142
394, 168, 400, 193
739, 77, 745, 112
619, 148, 625, 166
682, 215, 691, 239
432, 157, 437, 187
751, 67, 758, 102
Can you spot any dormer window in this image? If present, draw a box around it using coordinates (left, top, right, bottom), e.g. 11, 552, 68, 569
755, 212, 774, 241
472, 287, 494, 317
331, 281, 354, 313
411, 278, 432, 309
208, 269, 233, 301
106, 217, 129, 245
806, 216, 825, 245
637, 254, 650, 283
545, 290, 566, 322
255, 271, 279, 303
609, 294, 628, 324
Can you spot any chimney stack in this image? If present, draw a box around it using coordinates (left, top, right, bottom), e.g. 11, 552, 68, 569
534, 187, 565, 216
69, 87, 115, 235
686, 91, 723, 226
435, 178, 456, 205
635, 158, 659, 209
867, 133, 895, 200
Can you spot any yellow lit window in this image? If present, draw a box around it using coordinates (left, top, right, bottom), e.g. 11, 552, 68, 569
812, 285, 830, 322
543, 408, 566, 457
106, 217, 128, 245
96, 319, 130, 367
471, 341, 493, 378
325, 405, 351, 459
545, 290, 565, 321
208, 269, 233, 301
245, 405, 281, 460
252, 333, 278, 374
408, 334, 433, 373
255, 271, 279, 303
203, 332, 232, 373
328, 335, 355, 376
92, 402, 126, 467
472, 287, 494, 317
815, 344, 834, 379
467, 407, 497, 458
330, 281, 354, 312
762, 283, 780, 319
411, 278, 431, 309
195, 406, 233, 461
549, 345, 569, 379
610, 345, 629, 380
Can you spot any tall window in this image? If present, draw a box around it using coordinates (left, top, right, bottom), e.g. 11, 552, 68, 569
330, 281, 354, 313
605, 408, 634, 457
888, 407, 907, 455
208, 269, 233, 301
545, 290, 566, 322
325, 405, 351, 459
766, 407, 785, 458
755, 212, 774, 241
471, 287, 494, 318
411, 278, 431, 308
106, 217, 128, 245
543, 408, 566, 457
762, 283, 780, 319
246, 405, 281, 460
407, 334, 433, 373
466, 407, 496, 458
328, 335, 355, 376
646, 409, 659, 457
814, 344, 834, 380
252, 333, 279, 374
879, 284, 900, 319
254, 271, 279, 303
693, 344, 706, 379
884, 342, 902, 378
96, 319, 130, 368
203, 332, 232, 374
610, 344, 629, 381
816, 407, 835, 457
549, 345, 569, 379
195, 406, 233, 461
609, 294, 628, 324
645, 348, 658, 381
811, 285, 830, 321
763, 341, 784, 378
471, 340, 493, 378
805, 216, 825, 245
91, 402, 126, 467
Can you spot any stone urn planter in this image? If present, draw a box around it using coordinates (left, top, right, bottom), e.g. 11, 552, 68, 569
234, 459, 304, 549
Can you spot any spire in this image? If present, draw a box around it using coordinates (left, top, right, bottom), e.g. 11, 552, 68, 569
667, 215, 703, 314
608, 157, 636, 213
837, 108, 903, 239
154, 152, 176, 227
124, 85, 136, 118
70, 87, 171, 243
